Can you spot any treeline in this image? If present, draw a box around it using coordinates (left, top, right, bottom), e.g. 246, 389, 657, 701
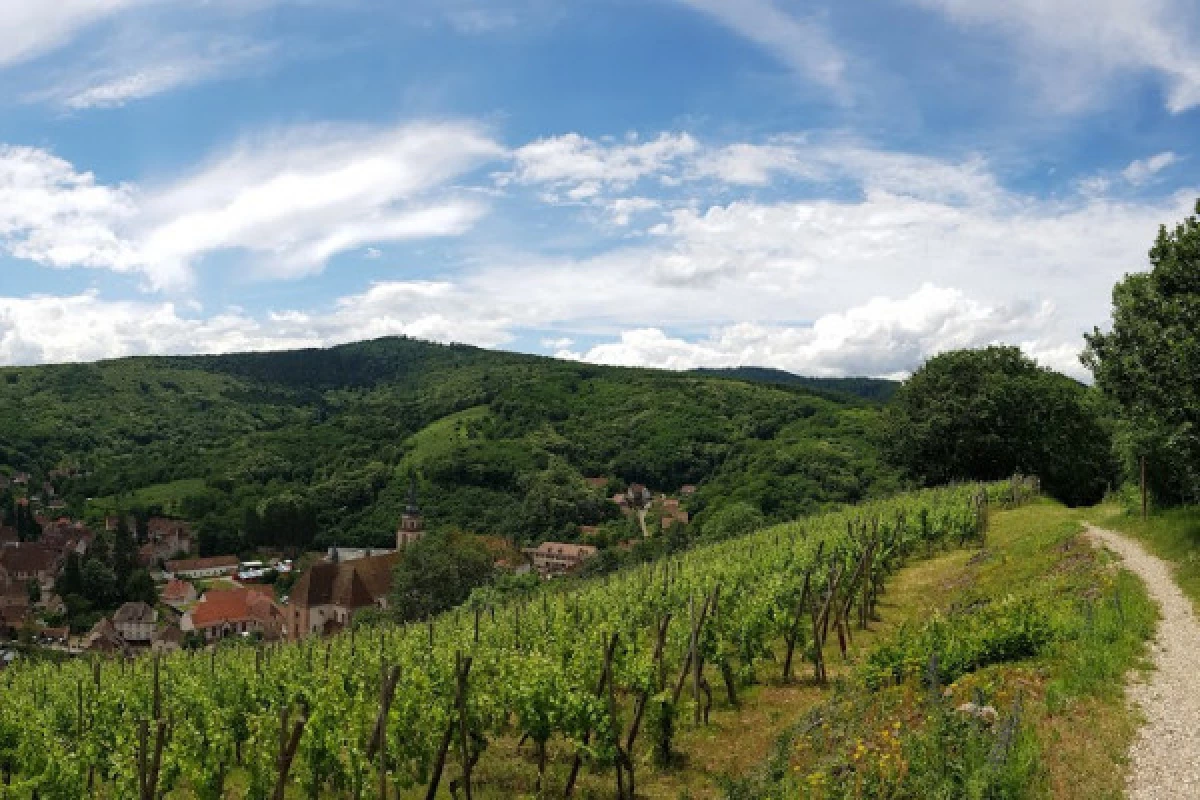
883, 347, 1115, 507
1085, 200, 1200, 507
884, 199, 1200, 511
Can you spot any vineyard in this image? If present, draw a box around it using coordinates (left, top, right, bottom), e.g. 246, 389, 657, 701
0, 481, 1035, 799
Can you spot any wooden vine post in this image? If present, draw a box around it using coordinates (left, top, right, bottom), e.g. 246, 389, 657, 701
137, 719, 166, 800
783, 541, 823, 681
272, 704, 307, 800
370, 663, 401, 799
618, 614, 670, 799
425, 654, 472, 800
564, 632, 619, 798
456, 651, 474, 800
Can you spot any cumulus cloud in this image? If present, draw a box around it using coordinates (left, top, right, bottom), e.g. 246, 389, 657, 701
503, 132, 698, 203
0, 281, 1067, 379
0, 144, 140, 273
557, 285, 1053, 378
0, 292, 310, 366
909, 0, 1200, 112
0, 282, 516, 367
606, 196, 660, 226
0, 122, 506, 290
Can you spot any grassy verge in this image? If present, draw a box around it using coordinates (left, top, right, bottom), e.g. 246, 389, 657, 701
718, 500, 1156, 800
1090, 502, 1200, 609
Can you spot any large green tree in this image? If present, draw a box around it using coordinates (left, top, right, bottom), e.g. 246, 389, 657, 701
1084, 201, 1200, 505
886, 347, 1114, 506
389, 531, 495, 621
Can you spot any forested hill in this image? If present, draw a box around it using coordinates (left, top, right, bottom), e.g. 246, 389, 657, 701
692, 367, 899, 402
0, 337, 901, 554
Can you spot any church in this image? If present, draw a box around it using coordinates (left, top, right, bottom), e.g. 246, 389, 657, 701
288, 480, 425, 639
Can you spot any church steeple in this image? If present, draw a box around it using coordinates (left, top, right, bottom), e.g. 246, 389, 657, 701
397, 474, 424, 548
406, 473, 419, 515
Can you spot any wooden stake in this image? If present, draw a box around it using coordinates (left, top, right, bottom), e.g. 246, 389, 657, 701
564, 632, 619, 798
455, 652, 474, 800
272, 705, 306, 800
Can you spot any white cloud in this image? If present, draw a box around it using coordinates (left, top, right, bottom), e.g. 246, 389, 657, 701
910, 0, 1200, 112
503, 132, 699, 202
557, 285, 1052, 378
0, 144, 140, 274
2, 128, 1194, 380
606, 196, 659, 226
0, 0, 143, 68
38, 37, 276, 110
0, 281, 1063, 379
364, 247, 383, 259
0, 291, 310, 366
510, 132, 1005, 209
672, 0, 847, 97
1122, 152, 1179, 185
0, 121, 506, 290
0, 282, 514, 366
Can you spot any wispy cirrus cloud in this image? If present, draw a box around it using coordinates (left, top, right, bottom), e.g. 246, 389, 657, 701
0, 122, 507, 291
0, 0, 146, 68
33, 35, 277, 110
908, 0, 1200, 112
670, 0, 848, 97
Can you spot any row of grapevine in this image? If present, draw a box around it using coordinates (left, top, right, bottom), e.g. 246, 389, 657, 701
0, 480, 1030, 798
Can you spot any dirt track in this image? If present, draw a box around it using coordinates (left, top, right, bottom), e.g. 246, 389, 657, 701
1086, 525, 1200, 798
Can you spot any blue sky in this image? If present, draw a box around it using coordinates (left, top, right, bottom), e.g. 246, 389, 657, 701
1, 0, 1197, 377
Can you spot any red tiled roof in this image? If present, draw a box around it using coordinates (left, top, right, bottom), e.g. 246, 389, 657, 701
0, 544, 59, 575
161, 579, 196, 602
190, 587, 281, 629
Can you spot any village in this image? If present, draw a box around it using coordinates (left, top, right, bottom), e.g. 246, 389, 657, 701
0, 471, 693, 661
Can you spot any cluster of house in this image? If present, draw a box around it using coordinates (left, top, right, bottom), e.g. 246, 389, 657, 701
1, 475, 699, 657
79, 560, 292, 656
609, 481, 694, 529
0, 519, 93, 637
1, 471, 68, 512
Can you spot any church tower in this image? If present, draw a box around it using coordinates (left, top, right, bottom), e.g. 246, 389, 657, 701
396, 475, 424, 549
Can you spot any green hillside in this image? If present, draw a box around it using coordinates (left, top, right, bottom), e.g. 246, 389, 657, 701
0, 337, 901, 554
692, 366, 900, 402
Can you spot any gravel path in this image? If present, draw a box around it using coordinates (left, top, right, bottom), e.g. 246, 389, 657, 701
1085, 524, 1200, 798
